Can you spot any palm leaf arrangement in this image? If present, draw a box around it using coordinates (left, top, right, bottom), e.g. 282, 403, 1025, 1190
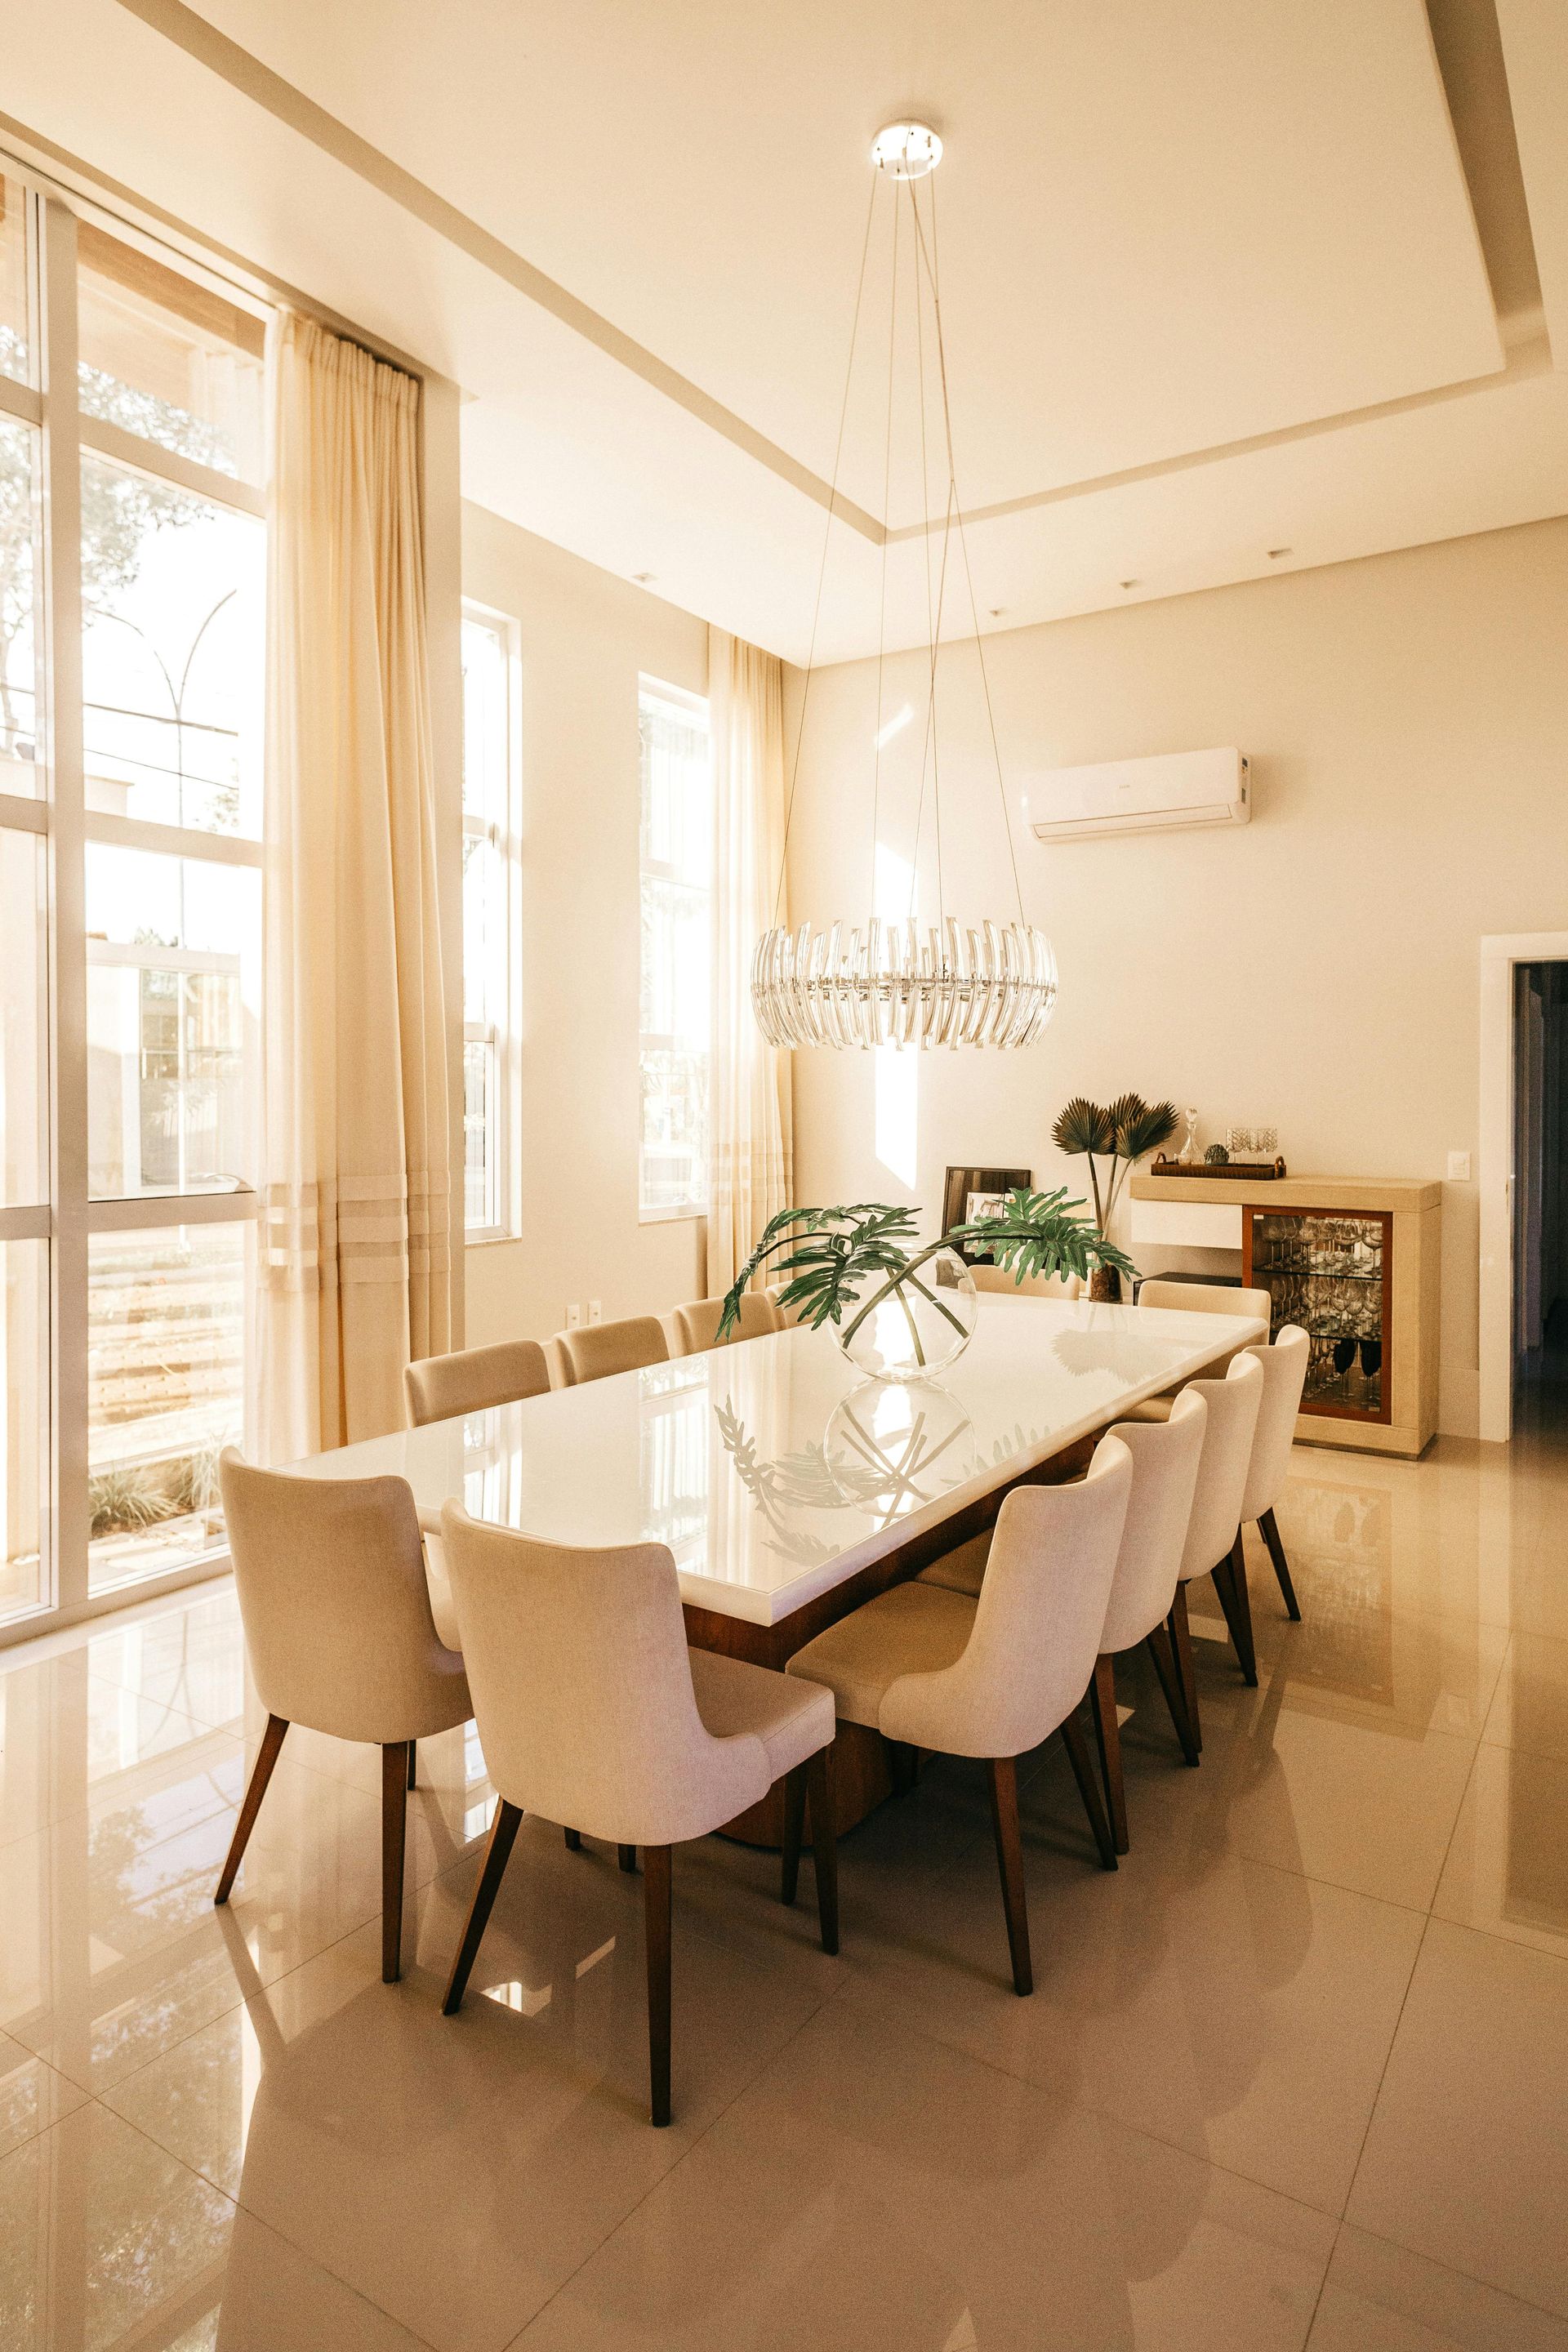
1050, 1090, 1178, 1237
717, 1189, 1134, 1367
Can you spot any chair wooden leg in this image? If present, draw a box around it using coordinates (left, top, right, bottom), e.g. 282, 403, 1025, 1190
1089, 1655, 1129, 1855
1258, 1508, 1302, 1620
618, 1845, 639, 1873
215, 1714, 288, 1904
381, 1743, 410, 1984
1061, 1706, 1118, 1871
441, 1798, 523, 2015
1168, 1584, 1202, 1753
644, 1844, 673, 2127
986, 1757, 1033, 1996
407, 1740, 417, 1790
1147, 1622, 1200, 1766
889, 1739, 919, 1796
563, 1827, 582, 1851
779, 1762, 808, 1908
1214, 1535, 1258, 1686
807, 1745, 840, 1956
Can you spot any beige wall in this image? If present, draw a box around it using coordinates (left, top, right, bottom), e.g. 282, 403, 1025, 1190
786, 518, 1568, 1437
460, 502, 707, 1348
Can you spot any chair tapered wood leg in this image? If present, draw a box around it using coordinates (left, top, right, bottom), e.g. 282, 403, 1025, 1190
1168, 1584, 1202, 1753
1222, 1533, 1258, 1685
807, 1745, 839, 1956
1258, 1508, 1302, 1620
644, 1844, 673, 2127
618, 1845, 639, 1873
889, 1739, 918, 1797
407, 1740, 417, 1790
1089, 1655, 1129, 1855
563, 1827, 581, 1851
1061, 1706, 1118, 1871
779, 1762, 808, 1907
442, 1798, 523, 2015
1147, 1623, 1200, 1766
215, 1714, 288, 1904
381, 1743, 410, 1983
986, 1757, 1033, 1996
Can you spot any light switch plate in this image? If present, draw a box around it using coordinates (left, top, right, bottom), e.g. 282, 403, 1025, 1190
565, 1303, 582, 1328
588, 1299, 603, 1325
1447, 1151, 1472, 1183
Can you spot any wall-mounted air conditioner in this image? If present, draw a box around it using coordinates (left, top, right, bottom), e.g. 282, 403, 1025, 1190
1022, 747, 1250, 842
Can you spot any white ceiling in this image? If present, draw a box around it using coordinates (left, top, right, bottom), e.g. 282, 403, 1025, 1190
7, 0, 1568, 662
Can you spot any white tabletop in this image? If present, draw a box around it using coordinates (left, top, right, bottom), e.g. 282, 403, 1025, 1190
285, 1295, 1265, 1628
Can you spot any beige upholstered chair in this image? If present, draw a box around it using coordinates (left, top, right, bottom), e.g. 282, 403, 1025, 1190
1241, 1324, 1310, 1619
1138, 1277, 1273, 1324
404, 1338, 551, 1427
555, 1314, 670, 1386
436, 1505, 839, 2126
214, 1452, 471, 1983
969, 1265, 1081, 1299
1164, 1351, 1264, 1741
786, 1437, 1133, 1997
764, 1282, 810, 1328
672, 1293, 779, 1355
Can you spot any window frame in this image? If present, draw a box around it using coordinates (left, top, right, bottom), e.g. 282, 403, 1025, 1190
636, 673, 712, 1226
460, 599, 523, 1245
0, 163, 272, 1646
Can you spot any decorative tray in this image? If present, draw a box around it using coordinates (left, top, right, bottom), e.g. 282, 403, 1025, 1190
1148, 1155, 1289, 1181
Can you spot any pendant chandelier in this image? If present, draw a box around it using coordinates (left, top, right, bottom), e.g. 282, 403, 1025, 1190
753, 121, 1057, 1054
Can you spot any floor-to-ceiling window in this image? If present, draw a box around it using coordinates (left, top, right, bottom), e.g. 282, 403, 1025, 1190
460, 604, 520, 1241
637, 677, 711, 1220
0, 168, 268, 1639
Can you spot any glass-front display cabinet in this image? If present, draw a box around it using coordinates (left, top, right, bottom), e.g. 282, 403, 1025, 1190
1244, 1209, 1393, 1427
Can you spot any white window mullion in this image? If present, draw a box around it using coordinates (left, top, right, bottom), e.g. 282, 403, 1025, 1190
39, 191, 88, 1618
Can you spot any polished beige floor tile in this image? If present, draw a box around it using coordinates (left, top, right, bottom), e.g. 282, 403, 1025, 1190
0, 2031, 89, 2158
0, 1740, 452, 2095
0, 2100, 235, 2349
216, 2208, 444, 2349
102, 1817, 841, 2352
840, 1791, 1423, 2216
0, 1646, 224, 1852
85, 1584, 247, 1732
1348, 1921, 1568, 2319
1484, 1633, 1568, 1761
512, 2000, 1334, 2352
1432, 1742, 1568, 1957
1307, 2225, 1568, 2350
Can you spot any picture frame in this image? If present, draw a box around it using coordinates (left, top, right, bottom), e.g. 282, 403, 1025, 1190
942, 1165, 1033, 1263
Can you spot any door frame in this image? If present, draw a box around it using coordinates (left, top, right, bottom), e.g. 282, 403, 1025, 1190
1478, 930, 1568, 1441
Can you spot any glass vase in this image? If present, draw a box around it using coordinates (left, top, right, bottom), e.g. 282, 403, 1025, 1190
835, 1247, 978, 1382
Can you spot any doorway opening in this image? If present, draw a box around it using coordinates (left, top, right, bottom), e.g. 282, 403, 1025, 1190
1513, 961, 1568, 1441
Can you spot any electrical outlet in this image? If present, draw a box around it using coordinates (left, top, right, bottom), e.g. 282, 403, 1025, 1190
565, 1303, 582, 1329
1447, 1151, 1472, 1183
588, 1299, 603, 1325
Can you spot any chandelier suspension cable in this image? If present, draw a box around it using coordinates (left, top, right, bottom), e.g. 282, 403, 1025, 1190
871, 176, 900, 909
770, 173, 881, 929
912, 173, 945, 938
908, 169, 1027, 927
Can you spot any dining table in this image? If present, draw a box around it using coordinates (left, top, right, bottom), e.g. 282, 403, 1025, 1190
286, 1292, 1267, 1841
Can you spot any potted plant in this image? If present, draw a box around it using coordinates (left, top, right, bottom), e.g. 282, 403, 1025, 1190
719, 1187, 1135, 1381
1050, 1093, 1178, 1302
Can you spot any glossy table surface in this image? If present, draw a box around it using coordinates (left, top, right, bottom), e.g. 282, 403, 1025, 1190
285, 1295, 1265, 1625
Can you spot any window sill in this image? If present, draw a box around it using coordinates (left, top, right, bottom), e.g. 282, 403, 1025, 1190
639, 1206, 707, 1227
465, 1230, 522, 1250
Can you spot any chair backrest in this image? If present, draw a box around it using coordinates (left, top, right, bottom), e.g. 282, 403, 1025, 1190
218, 1450, 465, 1744
1175, 1350, 1264, 1580
1138, 1278, 1274, 1325
1241, 1323, 1310, 1521
1100, 1386, 1209, 1653
439, 1504, 768, 1845
879, 1434, 1133, 1760
672, 1292, 778, 1356
765, 1282, 810, 1328
404, 1338, 551, 1427
555, 1314, 670, 1386
969, 1265, 1081, 1299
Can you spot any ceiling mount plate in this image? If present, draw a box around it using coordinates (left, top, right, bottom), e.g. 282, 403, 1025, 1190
871, 121, 942, 179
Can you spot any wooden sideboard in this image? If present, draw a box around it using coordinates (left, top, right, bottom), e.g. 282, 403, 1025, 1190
1129, 1173, 1441, 1458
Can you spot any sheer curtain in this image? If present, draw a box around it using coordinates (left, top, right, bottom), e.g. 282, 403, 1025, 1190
707, 627, 793, 1294
258, 315, 453, 1460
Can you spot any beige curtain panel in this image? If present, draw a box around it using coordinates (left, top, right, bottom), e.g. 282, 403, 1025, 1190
706, 627, 794, 1294
259, 315, 453, 1461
